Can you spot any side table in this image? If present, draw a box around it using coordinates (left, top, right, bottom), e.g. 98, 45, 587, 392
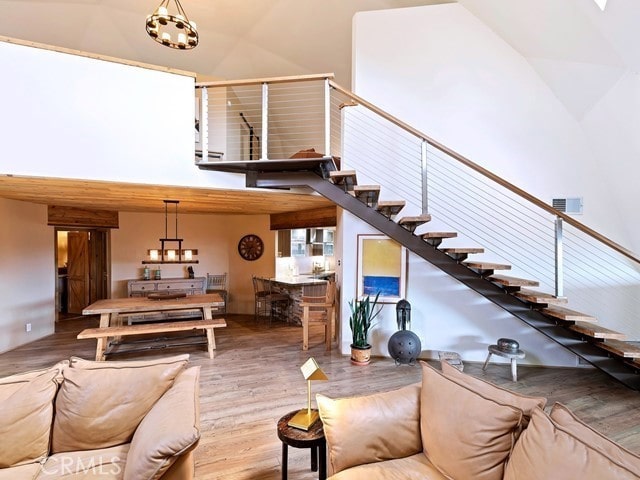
277, 410, 326, 480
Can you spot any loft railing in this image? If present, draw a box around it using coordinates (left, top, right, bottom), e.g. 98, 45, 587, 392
195, 74, 640, 340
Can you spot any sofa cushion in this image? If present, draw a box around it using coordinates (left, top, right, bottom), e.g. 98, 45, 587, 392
549, 403, 640, 475
0, 462, 41, 479
504, 407, 640, 479
68, 354, 189, 370
328, 453, 448, 480
420, 361, 523, 480
124, 366, 201, 480
0, 368, 60, 468
440, 359, 546, 426
51, 356, 188, 453
39, 444, 129, 479
317, 383, 422, 475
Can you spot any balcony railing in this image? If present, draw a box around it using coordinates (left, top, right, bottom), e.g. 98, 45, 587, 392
195, 74, 640, 340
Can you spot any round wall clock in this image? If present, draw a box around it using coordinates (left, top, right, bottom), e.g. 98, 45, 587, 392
238, 234, 264, 261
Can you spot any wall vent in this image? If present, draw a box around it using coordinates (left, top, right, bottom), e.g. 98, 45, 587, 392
552, 197, 583, 215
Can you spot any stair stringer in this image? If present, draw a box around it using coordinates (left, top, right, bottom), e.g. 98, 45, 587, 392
250, 168, 640, 390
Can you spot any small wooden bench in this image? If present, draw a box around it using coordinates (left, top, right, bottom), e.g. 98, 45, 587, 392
78, 318, 227, 361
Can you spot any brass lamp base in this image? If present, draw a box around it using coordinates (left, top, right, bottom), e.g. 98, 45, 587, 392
287, 409, 319, 431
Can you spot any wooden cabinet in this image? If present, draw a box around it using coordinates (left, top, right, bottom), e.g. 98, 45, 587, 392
126, 277, 211, 322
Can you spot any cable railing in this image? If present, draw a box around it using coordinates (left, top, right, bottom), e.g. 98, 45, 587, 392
195, 74, 640, 340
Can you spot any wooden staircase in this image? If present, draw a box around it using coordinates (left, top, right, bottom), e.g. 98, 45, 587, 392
197, 156, 640, 390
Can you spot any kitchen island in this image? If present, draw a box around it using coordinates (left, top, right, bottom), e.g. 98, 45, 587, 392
271, 275, 328, 325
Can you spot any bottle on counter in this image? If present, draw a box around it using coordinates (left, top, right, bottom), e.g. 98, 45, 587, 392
154, 267, 162, 280
143, 266, 150, 280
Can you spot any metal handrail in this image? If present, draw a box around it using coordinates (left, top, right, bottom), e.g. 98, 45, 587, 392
328, 80, 640, 265
195, 73, 639, 265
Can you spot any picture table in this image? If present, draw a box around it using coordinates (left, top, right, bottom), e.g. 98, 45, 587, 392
79, 293, 226, 360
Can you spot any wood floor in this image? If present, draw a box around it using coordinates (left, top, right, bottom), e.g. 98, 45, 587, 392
2, 314, 640, 479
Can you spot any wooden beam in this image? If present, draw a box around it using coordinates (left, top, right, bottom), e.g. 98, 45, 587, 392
48, 205, 119, 228
270, 206, 337, 230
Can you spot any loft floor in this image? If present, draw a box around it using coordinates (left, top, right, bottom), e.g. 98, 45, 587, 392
1, 314, 640, 479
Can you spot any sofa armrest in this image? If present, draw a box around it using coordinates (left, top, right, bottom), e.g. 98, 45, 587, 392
124, 366, 201, 480
317, 382, 422, 475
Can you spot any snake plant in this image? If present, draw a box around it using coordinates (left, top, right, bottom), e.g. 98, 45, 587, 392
349, 292, 382, 348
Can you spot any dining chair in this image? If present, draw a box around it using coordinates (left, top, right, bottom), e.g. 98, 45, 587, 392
206, 272, 227, 314
252, 276, 290, 326
300, 281, 336, 351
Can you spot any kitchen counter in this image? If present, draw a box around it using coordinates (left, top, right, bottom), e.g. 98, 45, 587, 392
271, 276, 329, 325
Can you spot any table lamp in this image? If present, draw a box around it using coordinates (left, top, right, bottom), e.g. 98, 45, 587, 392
288, 357, 328, 430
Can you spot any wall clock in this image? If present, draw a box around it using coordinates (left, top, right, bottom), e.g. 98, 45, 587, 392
238, 234, 264, 261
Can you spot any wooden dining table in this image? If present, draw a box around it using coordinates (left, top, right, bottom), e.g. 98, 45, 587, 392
80, 293, 226, 360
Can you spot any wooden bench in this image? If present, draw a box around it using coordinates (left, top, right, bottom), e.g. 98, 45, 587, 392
78, 318, 227, 361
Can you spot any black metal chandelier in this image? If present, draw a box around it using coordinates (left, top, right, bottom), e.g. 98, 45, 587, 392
145, 0, 199, 50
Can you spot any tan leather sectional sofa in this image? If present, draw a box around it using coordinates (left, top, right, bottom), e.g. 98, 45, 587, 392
318, 360, 640, 480
0, 354, 200, 480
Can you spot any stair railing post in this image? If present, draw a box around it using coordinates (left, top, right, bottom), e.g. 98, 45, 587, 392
421, 139, 428, 214
555, 217, 564, 298
261, 82, 269, 160
324, 78, 331, 157
201, 87, 209, 160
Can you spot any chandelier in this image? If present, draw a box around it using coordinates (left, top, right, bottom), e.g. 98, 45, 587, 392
143, 200, 198, 264
145, 0, 199, 50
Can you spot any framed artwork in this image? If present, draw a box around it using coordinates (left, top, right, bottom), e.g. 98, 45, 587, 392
357, 234, 407, 303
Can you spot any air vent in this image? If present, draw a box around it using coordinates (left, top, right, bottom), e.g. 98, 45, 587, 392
552, 197, 583, 215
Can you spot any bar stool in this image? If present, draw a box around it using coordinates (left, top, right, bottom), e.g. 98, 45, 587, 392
482, 338, 525, 382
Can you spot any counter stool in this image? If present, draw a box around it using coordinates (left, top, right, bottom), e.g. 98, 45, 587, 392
482, 338, 525, 381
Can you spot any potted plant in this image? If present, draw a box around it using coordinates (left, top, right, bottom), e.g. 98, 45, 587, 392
348, 292, 381, 365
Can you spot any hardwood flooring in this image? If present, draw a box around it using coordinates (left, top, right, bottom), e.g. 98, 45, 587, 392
2, 314, 640, 479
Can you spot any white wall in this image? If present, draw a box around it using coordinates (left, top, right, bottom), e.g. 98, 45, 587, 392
0, 40, 243, 190
343, 3, 638, 365
337, 210, 579, 367
352, 4, 627, 247
0, 199, 54, 353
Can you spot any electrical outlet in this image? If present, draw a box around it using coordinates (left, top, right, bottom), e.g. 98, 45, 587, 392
25, 323, 32, 333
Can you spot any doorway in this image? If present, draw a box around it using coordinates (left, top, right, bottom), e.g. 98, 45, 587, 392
56, 228, 110, 316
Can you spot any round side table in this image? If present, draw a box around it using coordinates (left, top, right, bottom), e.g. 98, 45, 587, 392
277, 410, 326, 480
483, 344, 526, 381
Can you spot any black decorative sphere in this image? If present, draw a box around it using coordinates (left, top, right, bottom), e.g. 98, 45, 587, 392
388, 330, 422, 366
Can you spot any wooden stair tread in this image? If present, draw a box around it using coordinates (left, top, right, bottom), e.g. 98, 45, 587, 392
541, 306, 597, 323
515, 289, 568, 305
595, 339, 640, 359
375, 200, 405, 218
441, 247, 485, 254
488, 275, 539, 287
352, 185, 380, 207
569, 323, 626, 340
329, 170, 357, 183
398, 214, 432, 233
464, 261, 511, 271
421, 232, 457, 239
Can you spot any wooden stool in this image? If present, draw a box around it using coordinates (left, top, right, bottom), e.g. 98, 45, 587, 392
483, 344, 525, 381
277, 410, 326, 480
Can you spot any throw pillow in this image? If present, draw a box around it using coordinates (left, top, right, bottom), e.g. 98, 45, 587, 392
549, 403, 640, 475
51, 357, 188, 453
420, 361, 523, 480
0, 369, 60, 467
504, 407, 640, 479
440, 360, 546, 427
317, 383, 422, 475
124, 366, 201, 480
